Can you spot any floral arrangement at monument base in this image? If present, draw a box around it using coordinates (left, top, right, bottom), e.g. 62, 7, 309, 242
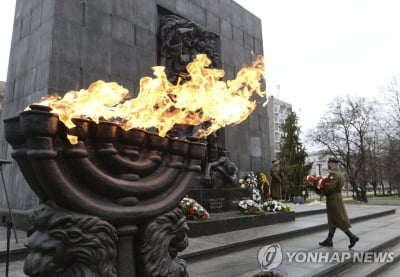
237, 199, 265, 215
303, 174, 330, 194
180, 196, 210, 220
262, 200, 291, 212
237, 170, 271, 215
239, 170, 270, 203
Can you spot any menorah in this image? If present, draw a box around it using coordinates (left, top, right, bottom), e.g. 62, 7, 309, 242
4, 105, 206, 277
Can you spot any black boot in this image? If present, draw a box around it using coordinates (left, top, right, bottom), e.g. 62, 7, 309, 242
343, 229, 359, 249
319, 229, 335, 247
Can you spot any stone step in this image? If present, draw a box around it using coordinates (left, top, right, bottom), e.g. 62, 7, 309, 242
182, 206, 396, 262
0, 202, 324, 263
337, 240, 400, 277
188, 210, 296, 238
375, 255, 400, 277
186, 208, 399, 277
187, 202, 328, 237
301, 212, 400, 277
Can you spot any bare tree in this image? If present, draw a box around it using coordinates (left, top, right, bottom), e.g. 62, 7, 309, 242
380, 76, 400, 140
307, 96, 376, 202
377, 76, 400, 195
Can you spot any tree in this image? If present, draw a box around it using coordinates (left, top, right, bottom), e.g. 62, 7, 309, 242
379, 76, 400, 195
308, 96, 376, 202
380, 76, 400, 140
278, 111, 312, 200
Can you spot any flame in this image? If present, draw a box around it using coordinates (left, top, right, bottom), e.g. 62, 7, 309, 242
32, 54, 266, 143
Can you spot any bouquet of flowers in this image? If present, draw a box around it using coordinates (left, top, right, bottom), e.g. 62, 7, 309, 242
239, 170, 270, 204
262, 200, 291, 212
237, 199, 265, 215
303, 174, 330, 194
180, 197, 210, 220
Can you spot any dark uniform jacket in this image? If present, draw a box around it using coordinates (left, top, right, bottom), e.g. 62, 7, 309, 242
270, 165, 282, 199
322, 168, 351, 229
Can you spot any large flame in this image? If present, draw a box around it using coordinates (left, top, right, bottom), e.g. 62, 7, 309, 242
32, 54, 266, 143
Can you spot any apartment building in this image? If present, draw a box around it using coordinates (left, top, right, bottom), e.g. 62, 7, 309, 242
266, 95, 292, 160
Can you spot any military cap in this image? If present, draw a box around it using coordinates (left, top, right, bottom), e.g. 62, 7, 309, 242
327, 157, 340, 164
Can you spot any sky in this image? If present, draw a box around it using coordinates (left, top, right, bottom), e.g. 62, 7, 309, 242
1, 0, 400, 135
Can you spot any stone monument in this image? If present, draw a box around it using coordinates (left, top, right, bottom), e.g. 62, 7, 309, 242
0, 0, 270, 221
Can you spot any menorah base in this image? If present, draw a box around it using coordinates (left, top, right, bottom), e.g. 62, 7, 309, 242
23, 202, 189, 277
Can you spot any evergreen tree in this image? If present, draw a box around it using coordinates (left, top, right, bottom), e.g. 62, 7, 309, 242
278, 111, 312, 199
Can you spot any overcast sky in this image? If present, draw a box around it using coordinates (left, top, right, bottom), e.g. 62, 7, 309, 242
234, 0, 400, 133
2, 0, 400, 134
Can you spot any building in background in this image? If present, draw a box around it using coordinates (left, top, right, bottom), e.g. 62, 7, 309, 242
266, 95, 292, 160
306, 151, 329, 176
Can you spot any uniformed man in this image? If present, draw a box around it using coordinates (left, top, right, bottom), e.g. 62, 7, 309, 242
319, 157, 359, 249
270, 160, 282, 200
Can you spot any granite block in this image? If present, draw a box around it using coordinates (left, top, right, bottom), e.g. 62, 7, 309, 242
232, 26, 244, 45
23, 69, 36, 96
188, 220, 227, 237
31, 5, 42, 32
52, 21, 82, 64
55, 0, 82, 25
112, 17, 135, 46
20, 14, 31, 40
82, 32, 112, 72
244, 32, 254, 50
13, 76, 25, 101
134, 24, 156, 49
216, 0, 231, 20
111, 40, 135, 78
187, 188, 251, 213
90, 0, 112, 14
176, 0, 189, 15
54, 62, 81, 92
206, 12, 220, 34
243, 11, 256, 35
226, 216, 254, 232
34, 61, 50, 91
276, 212, 295, 223
193, 0, 208, 9
21, 0, 33, 18
134, 47, 157, 77
13, 36, 29, 76
253, 213, 277, 227
86, 5, 112, 35
41, 0, 55, 24
112, 0, 135, 21
187, 211, 295, 237
220, 19, 233, 39
254, 38, 264, 55
156, 0, 177, 12
230, 2, 245, 28
186, 2, 206, 26
11, 18, 22, 44
134, 0, 157, 31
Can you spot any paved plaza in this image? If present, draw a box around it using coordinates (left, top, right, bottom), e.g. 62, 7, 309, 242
1, 201, 400, 277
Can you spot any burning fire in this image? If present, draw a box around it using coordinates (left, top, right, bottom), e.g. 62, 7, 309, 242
31, 54, 266, 143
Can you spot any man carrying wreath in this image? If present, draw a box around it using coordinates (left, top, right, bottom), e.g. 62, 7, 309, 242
319, 157, 359, 249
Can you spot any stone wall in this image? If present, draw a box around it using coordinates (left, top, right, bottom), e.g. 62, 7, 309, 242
0, 81, 4, 120
0, 0, 270, 210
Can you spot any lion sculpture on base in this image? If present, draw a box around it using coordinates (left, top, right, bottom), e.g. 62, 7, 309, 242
23, 202, 118, 277
137, 205, 189, 277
